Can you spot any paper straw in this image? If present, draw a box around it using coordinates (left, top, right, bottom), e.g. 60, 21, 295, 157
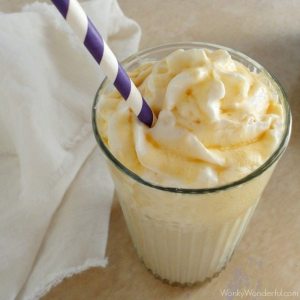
51, 0, 155, 127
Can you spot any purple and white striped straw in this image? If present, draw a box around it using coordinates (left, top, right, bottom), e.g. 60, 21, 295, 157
51, 0, 155, 127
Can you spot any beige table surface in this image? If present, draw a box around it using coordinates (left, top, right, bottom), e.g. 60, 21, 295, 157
43, 1, 300, 299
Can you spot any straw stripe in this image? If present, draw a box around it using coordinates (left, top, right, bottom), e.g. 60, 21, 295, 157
114, 66, 131, 99
138, 98, 156, 126
84, 18, 104, 63
100, 42, 119, 82
127, 83, 143, 115
66, 0, 88, 41
53, 0, 69, 18
51, 0, 155, 127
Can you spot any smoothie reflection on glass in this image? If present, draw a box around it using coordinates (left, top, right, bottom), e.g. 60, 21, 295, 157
92, 43, 291, 285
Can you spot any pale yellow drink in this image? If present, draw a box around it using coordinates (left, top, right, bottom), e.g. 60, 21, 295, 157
93, 43, 291, 284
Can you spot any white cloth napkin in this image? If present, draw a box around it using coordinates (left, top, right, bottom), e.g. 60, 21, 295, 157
0, 1, 141, 299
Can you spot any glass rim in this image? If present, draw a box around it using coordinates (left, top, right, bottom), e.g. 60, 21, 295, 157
92, 42, 292, 194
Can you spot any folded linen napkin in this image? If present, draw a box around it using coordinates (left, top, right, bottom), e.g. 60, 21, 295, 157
0, 1, 141, 299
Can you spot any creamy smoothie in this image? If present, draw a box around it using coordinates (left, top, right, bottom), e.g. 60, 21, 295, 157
93, 43, 291, 284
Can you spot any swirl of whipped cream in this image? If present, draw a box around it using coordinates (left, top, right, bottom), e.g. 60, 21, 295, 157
98, 48, 284, 188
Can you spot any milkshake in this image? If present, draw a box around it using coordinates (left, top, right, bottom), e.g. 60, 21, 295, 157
93, 43, 291, 284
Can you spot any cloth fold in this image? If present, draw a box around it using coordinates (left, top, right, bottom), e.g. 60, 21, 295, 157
0, 1, 141, 299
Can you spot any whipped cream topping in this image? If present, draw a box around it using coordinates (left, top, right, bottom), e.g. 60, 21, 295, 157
97, 48, 284, 188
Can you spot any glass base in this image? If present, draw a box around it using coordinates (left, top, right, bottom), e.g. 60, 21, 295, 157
141, 251, 234, 287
